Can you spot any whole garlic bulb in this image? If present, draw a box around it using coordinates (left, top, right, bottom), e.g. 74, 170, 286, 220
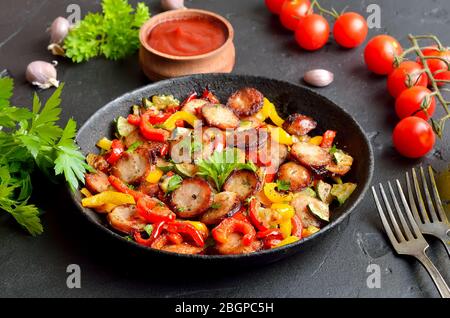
25, 61, 59, 89
161, 0, 185, 11
48, 16, 71, 44
303, 69, 334, 87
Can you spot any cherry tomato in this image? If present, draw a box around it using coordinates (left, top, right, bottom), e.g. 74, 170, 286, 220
295, 14, 329, 51
364, 35, 403, 75
280, 0, 311, 31
395, 87, 436, 120
435, 70, 450, 86
265, 0, 286, 15
392, 117, 435, 158
419, 47, 450, 75
387, 61, 428, 98
333, 12, 368, 48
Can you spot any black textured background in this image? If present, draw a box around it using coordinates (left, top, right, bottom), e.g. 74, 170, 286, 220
0, 0, 449, 297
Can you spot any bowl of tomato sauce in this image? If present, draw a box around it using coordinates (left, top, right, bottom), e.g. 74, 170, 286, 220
139, 9, 235, 81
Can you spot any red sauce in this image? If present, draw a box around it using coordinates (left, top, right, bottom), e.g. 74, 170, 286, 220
147, 18, 227, 56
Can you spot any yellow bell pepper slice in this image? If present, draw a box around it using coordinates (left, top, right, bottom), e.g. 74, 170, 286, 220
271, 203, 295, 220
309, 136, 323, 146
302, 226, 320, 238
262, 98, 284, 127
163, 111, 199, 130
82, 191, 135, 208
96, 137, 112, 151
80, 188, 92, 198
269, 126, 294, 145
264, 183, 293, 203
254, 109, 267, 122
146, 166, 163, 184
95, 203, 117, 214
275, 236, 299, 247
279, 220, 293, 239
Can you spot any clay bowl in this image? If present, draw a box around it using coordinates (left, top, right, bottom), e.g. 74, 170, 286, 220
139, 9, 235, 81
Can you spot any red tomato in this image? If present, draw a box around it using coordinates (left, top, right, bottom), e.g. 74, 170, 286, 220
387, 61, 428, 98
280, 0, 311, 31
265, 0, 286, 15
295, 14, 329, 51
392, 117, 435, 158
435, 70, 450, 86
419, 47, 450, 74
364, 35, 403, 75
395, 87, 436, 120
333, 12, 368, 48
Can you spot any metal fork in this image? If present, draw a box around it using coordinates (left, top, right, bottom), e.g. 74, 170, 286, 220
406, 166, 450, 256
372, 181, 450, 298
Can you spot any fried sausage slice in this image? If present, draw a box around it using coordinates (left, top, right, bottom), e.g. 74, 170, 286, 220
290, 142, 332, 168
223, 170, 260, 201
227, 87, 264, 117
85, 171, 110, 193
277, 162, 312, 192
111, 149, 149, 184
201, 103, 240, 129
170, 178, 213, 218
181, 99, 208, 115
151, 234, 204, 254
282, 114, 317, 136
200, 192, 242, 225
107, 205, 147, 234
215, 233, 263, 255
226, 128, 268, 151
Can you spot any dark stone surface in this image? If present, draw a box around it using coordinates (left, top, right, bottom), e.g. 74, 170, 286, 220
0, 0, 449, 298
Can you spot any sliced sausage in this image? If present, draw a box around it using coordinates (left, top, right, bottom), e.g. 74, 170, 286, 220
226, 128, 268, 151
239, 115, 264, 129
137, 181, 160, 197
85, 171, 110, 193
107, 205, 146, 234
111, 149, 149, 184
227, 87, 264, 117
223, 170, 260, 200
181, 99, 208, 115
86, 153, 110, 172
161, 243, 204, 255
200, 192, 242, 225
290, 142, 332, 168
170, 178, 213, 218
291, 194, 322, 228
123, 130, 146, 148
277, 162, 312, 192
282, 114, 317, 136
201, 103, 240, 129
215, 233, 263, 255
326, 152, 354, 176
258, 140, 288, 174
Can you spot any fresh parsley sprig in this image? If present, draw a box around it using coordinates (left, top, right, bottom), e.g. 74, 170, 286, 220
0, 77, 89, 235
196, 149, 257, 191
64, 0, 150, 62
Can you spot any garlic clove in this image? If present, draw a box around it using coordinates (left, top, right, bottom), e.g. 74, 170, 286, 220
48, 16, 71, 45
26, 61, 59, 89
303, 69, 334, 88
161, 0, 185, 11
47, 43, 66, 56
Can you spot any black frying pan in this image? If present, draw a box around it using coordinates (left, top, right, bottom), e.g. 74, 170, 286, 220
72, 74, 374, 266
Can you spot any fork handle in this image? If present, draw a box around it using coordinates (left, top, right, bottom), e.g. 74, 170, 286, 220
416, 252, 450, 298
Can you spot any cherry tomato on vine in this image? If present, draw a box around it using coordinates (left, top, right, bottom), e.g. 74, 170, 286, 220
392, 117, 435, 158
418, 47, 450, 86
333, 12, 368, 48
435, 70, 450, 86
387, 61, 428, 98
280, 0, 311, 31
295, 13, 330, 51
364, 35, 403, 75
265, 0, 286, 15
395, 86, 436, 120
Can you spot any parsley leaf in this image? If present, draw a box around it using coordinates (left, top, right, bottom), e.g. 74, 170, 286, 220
276, 180, 290, 191
64, 0, 150, 62
196, 149, 257, 191
167, 175, 183, 193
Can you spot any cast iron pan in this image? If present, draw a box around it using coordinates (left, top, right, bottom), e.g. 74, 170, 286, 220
72, 74, 374, 266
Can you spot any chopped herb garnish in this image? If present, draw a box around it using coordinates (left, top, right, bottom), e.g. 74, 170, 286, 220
167, 174, 183, 193
124, 235, 133, 242
126, 141, 142, 153
329, 144, 338, 154
177, 207, 186, 212
157, 164, 174, 173
276, 180, 291, 191
211, 203, 222, 209
144, 224, 153, 237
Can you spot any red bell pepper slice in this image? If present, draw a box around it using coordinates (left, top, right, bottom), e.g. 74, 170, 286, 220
127, 114, 141, 126
160, 143, 169, 157
108, 175, 143, 200
212, 217, 256, 247
181, 92, 198, 106
248, 197, 276, 232
256, 229, 284, 249
139, 112, 169, 142
105, 139, 125, 165
167, 232, 184, 245
148, 112, 172, 125
133, 221, 168, 247
201, 87, 220, 104
136, 195, 176, 224
165, 221, 205, 247
291, 214, 303, 238
320, 130, 336, 148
